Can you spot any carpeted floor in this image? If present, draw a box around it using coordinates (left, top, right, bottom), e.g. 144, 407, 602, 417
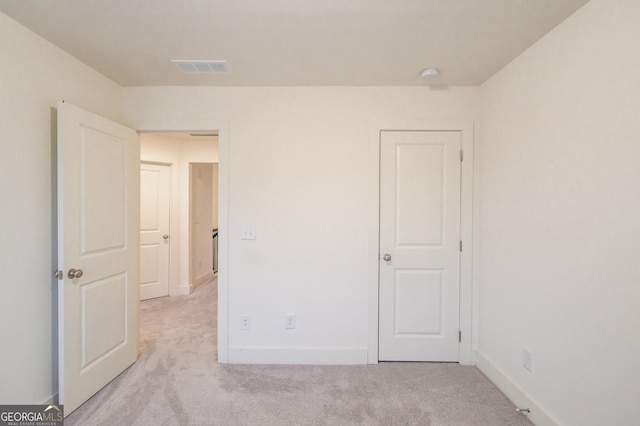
66, 278, 532, 426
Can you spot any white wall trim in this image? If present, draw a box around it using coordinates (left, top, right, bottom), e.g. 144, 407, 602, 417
228, 346, 368, 365
191, 270, 214, 290
476, 351, 560, 426
459, 120, 475, 365
368, 119, 475, 365
217, 126, 229, 363
367, 124, 381, 364
41, 395, 56, 405
180, 283, 193, 296
134, 120, 229, 364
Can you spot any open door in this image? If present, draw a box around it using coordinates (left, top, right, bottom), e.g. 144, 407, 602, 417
57, 101, 139, 415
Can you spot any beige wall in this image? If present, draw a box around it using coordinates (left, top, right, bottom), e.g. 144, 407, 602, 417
124, 86, 480, 363
4, 2, 638, 423
190, 163, 214, 283
0, 12, 123, 403
478, 0, 640, 424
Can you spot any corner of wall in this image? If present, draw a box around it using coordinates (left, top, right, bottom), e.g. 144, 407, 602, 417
476, 351, 560, 426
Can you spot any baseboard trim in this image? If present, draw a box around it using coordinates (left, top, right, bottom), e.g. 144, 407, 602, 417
228, 346, 368, 365
475, 351, 560, 426
41, 394, 56, 405
191, 271, 214, 292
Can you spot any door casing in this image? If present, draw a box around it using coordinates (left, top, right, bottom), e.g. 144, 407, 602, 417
368, 120, 475, 365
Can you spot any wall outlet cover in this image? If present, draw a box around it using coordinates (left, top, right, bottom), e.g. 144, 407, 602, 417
285, 314, 296, 329
240, 315, 250, 330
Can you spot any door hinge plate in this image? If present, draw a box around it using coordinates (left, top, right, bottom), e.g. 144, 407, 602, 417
460, 149, 464, 162
459, 330, 462, 342
460, 240, 463, 252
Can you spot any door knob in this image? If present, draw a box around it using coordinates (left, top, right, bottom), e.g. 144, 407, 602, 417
383, 253, 392, 261
67, 268, 84, 279
163, 234, 169, 240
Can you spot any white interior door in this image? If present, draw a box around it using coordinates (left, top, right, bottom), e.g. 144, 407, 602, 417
379, 130, 461, 361
140, 163, 170, 300
57, 101, 139, 414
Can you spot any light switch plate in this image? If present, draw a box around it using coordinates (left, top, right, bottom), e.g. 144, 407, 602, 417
241, 225, 256, 240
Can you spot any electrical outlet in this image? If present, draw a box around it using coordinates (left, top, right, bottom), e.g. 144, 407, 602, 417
523, 349, 533, 372
285, 314, 296, 329
240, 315, 250, 330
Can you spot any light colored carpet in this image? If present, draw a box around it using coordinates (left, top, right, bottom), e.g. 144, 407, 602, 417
66, 279, 532, 426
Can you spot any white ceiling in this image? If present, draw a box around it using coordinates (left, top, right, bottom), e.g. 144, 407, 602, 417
0, 0, 589, 87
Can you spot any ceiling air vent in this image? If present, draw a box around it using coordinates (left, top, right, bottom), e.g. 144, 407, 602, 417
171, 60, 230, 73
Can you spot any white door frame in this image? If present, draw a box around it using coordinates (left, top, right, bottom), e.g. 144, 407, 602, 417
368, 120, 475, 365
135, 120, 229, 363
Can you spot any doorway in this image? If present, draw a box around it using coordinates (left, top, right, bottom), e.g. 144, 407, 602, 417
136, 123, 228, 364
139, 132, 219, 297
56, 103, 226, 414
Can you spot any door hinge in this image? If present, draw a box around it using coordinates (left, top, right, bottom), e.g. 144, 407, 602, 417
459, 330, 462, 342
460, 240, 463, 252
54, 270, 64, 280
460, 149, 464, 162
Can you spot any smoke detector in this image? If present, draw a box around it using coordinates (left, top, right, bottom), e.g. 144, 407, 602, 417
420, 68, 439, 80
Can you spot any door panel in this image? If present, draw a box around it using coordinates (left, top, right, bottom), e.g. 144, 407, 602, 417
82, 275, 127, 366
396, 143, 444, 246
395, 269, 443, 334
81, 129, 126, 252
379, 131, 461, 361
57, 101, 139, 415
139, 163, 170, 300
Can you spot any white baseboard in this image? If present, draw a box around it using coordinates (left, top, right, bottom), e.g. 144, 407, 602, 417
475, 351, 560, 426
191, 271, 214, 292
41, 394, 56, 405
228, 346, 368, 365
